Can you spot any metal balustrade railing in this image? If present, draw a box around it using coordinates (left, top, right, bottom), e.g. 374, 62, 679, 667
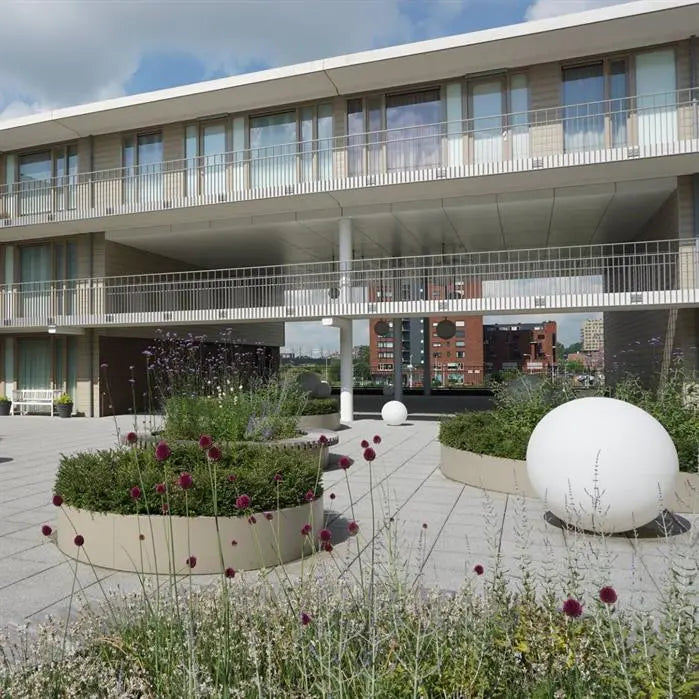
0, 239, 696, 328
0, 89, 697, 227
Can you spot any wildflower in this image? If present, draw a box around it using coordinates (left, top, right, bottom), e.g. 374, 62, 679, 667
162, 503, 169, 513
599, 586, 618, 604
264, 512, 273, 521
74, 534, 84, 547
348, 521, 359, 536
301, 524, 312, 536
363, 447, 376, 462
304, 490, 314, 502
329, 492, 336, 500
473, 564, 484, 576
130, 486, 141, 500
318, 434, 328, 445
155, 441, 171, 462
300, 612, 311, 626
41, 524, 52, 537
562, 598, 583, 618
198, 434, 213, 449
273, 473, 282, 482
422, 523, 428, 529
186, 556, 197, 569
339, 456, 351, 470
231, 540, 237, 546
125, 432, 138, 445
139, 533, 145, 541
207, 446, 222, 461
322, 542, 334, 553
227, 474, 237, 483
225, 567, 236, 578
52, 494, 63, 507
154, 483, 166, 494
236, 494, 251, 509
319, 528, 332, 543
248, 515, 257, 525
361, 439, 369, 448
373, 435, 381, 444
177, 472, 193, 490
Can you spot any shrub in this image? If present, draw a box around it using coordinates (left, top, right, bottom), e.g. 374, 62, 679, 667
54, 393, 73, 405
55, 442, 322, 516
300, 398, 339, 415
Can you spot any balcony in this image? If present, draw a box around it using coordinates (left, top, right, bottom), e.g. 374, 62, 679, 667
0, 239, 696, 331
0, 89, 697, 229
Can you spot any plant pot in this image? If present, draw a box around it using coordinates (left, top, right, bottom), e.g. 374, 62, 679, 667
55, 403, 73, 418
0, 402, 10, 416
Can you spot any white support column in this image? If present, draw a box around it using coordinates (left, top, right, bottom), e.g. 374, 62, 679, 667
393, 318, 403, 401
339, 217, 352, 305
422, 317, 431, 395
322, 317, 353, 423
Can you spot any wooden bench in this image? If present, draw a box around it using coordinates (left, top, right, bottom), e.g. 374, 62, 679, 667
10, 389, 62, 416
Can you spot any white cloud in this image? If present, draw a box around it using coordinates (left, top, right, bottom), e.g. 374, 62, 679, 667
0, 0, 467, 119
525, 0, 631, 21
283, 320, 369, 355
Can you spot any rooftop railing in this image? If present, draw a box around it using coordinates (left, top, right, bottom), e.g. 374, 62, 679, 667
0, 238, 696, 329
0, 89, 697, 227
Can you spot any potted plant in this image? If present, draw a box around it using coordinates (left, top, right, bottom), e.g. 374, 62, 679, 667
54, 393, 73, 418
0, 396, 11, 416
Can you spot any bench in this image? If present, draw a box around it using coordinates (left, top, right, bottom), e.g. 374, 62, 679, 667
10, 389, 62, 416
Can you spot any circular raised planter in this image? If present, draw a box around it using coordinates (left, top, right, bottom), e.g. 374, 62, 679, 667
297, 413, 341, 432
56, 497, 324, 575
439, 444, 699, 514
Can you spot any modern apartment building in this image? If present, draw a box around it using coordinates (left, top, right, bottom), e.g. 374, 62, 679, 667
0, 0, 697, 419
581, 318, 604, 351
484, 321, 558, 374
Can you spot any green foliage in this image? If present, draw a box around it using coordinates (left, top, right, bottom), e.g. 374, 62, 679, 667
440, 371, 698, 472
0, 396, 10, 403
55, 442, 322, 516
54, 393, 73, 405
300, 398, 339, 415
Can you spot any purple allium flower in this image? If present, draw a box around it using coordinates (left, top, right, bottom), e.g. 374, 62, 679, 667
372, 435, 381, 445
178, 472, 193, 490
473, 564, 484, 576
599, 586, 618, 604
227, 473, 237, 483
52, 494, 63, 507
207, 446, 222, 462
162, 503, 169, 513
41, 524, 52, 537
304, 490, 314, 502
198, 434, 213, 450
186, 556, 197, 569
248, 515, 257, 525
235, 494, 251, 509
273, 473, 282, 482
155, 483, 166, 494
348, 521, 359, 536
74, 534, 84, 547
339, 456, 351, 470
318, 434, 328, 445
319, 528, 332, 543
231, 539, 238, 546
155, 441, 171, 462
300, 612, 311, 626
422, 522, 428, 529
562, 598, 583, 618
329, 492, 336, 500
125, 431, 138, 445
321, 542, 333, 553
361, 439, 369, 448
130, 486, 142, 500
301, 524, 312, 536
139, 533, 145, 541
363, 447, 376, 462
264, 512, 273, 521
225, 567, 236, 578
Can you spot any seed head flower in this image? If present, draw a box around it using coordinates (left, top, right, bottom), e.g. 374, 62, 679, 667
155, 441, 171, 462
162, 503, 169, 513
321, 542, 333, 552
186, 556, 197, 569
473, 564, 484, 576
361, 439, 369, 448
41, 524, 52, 537
235, 494, 251, 509
207, 446, 222, 461
227, 473, 237, 483
304, 490, 314, 502
178, 472, 193, 489
273, 473, 282, 482
599, 586, 618, 604
422, 522, 428, 529
130, 486, 141, 500
74, 534, 84, 547
318, 434, 328, 445
300, 612, 311, 626
155, 483, 166, 494
264, 512, 273, 521
301, 524, 312, 536
373, 435, 381, 444
231, 539, 237, 546
562, 598, 583, 618
248, 515, 257, 525
224, 567, 236, 578
319, 528, 332, 543
198, 434, 213, 449
329, 492, 336, 500
348, 521, 359, 536
52, 494, 63, 507
339, 456, 351, 470
363, 447, 376, 462
125, 432, 138, 445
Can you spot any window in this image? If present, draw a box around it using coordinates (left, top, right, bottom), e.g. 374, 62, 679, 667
636, 49, 677, 146
124, 132, 163, 203
562, 64, 605, 151
456, 351, 465, 358
17, 145, 78, 215
185, 121, 227, 198
250, 112, 296, 188
456, 341, 465, 347
609, 60, 628, 147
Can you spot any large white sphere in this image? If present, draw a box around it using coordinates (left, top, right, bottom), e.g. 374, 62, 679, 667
526, 397, 678, 533
314, 380, 332, 398
381, 400, 408, 426
296, 372, 322, 395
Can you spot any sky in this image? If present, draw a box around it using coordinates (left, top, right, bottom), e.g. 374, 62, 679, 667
0, 0, 626, 349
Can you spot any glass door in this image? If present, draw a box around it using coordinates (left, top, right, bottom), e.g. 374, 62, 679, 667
18, 151, 52, 216
201, 122, 227, 197
472, 80, 504, 163
636, 49, 677, 147
250, 112, 297, 188
20, 245, 51, 321
508, 74, 529, 159
562, 64, 605, 152
18, 339, 51, 391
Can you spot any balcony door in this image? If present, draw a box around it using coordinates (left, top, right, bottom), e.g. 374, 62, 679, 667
563, 64, 605, 152
636, 49, 677, 147
19, 245, 51, 320
18, 338, 51, 392
471, 80, 504, 163
250, 112, 297, 188
186, 122, 227, 198
124, 133, 163, 205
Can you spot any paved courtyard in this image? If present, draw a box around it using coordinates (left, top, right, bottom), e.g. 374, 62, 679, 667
0, 414, 696, 636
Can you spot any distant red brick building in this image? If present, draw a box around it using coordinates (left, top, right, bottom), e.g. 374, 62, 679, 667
483, 321, 557, 374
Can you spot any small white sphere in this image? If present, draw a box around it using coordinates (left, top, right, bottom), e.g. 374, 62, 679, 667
314, 380, 332, 398
526, 397, 678, 533
381, 400, 408, 426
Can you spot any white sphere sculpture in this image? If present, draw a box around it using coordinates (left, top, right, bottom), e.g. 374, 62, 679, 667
315, 380, 332, 398
296, 372, 322, 395
381, 400, 408, 426
526, 397, 678, 533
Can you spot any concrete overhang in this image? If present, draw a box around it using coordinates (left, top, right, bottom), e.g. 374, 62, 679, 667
0, 0, 697, 151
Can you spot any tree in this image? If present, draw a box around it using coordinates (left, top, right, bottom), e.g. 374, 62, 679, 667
566, 341, 583, 355
354, 345, 371, 382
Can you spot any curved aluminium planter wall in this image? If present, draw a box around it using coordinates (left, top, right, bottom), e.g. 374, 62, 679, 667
57, 498, 324, 575
440, 444, 699, 513
297, 413, 341, 432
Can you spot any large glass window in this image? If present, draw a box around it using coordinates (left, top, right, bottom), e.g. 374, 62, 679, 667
562, 64, 605, 152
123, 132, 163, 204
17, 145, 77, 215
609, 60, 628, 147
509, 74, 529, 159
18, 339, 51, 391
636, 48, 677, 146
250, 112, 296, 188
472, 80, 503, 163
385, 89, 441, 170
347, 99, 365, 177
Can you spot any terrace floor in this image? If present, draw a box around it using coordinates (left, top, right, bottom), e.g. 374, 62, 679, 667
0, 414, 696, 637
